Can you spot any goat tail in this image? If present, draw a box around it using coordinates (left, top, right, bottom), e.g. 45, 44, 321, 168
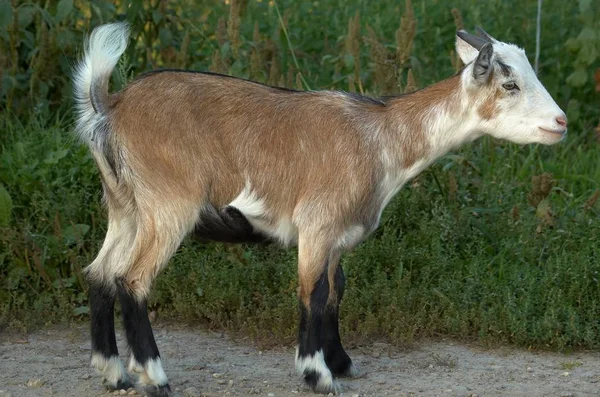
73, 22, 129, 146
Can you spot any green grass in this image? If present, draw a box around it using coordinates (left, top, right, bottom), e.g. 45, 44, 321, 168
1, 0, 599, 350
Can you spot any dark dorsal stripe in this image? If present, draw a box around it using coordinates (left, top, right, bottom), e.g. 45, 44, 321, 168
497, 60, 512, 77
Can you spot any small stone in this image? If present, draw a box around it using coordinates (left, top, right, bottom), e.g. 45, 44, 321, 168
217, 380, 226, 385
26, 379, 44, 388
560, 393, 574, 397
526, 367, 533, 372
113, 391, 120, 395
268, 394, 275, 397
212, 373, 224, 378
228, 380, 234, 387
352, 394, 360, 397
428, 364, 434, 369
81, 373, 91, 380
562, 371, 570, 377
128, 390, 137, 395
120, 390, 127, 395
183, 386, 200, 397
328, 393, 334, 397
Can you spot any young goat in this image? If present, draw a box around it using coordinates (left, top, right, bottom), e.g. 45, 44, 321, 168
74, 23, 567, 396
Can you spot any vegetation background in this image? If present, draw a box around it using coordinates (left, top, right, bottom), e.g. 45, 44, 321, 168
0, 0, 599, 350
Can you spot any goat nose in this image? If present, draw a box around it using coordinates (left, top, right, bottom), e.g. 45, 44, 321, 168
556, 115, 567, 128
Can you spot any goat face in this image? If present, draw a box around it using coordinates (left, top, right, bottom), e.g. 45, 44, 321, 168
456, 29, 567, 145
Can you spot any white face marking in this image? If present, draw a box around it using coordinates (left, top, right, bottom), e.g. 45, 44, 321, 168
457, 37, 567, 146
295, 348, 340, 394
90, 353, 128, 387
228, 182, 298, 245
486, 43, 566, 145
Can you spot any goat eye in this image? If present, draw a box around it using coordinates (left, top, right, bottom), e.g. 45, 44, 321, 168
502, 82, 519, 91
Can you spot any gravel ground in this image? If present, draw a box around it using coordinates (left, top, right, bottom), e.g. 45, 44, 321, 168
1, 325, 599, 397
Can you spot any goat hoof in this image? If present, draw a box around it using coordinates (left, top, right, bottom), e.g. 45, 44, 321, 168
337, 362, 361, 378
304, 370, 341, 395
144, 384, 171, 397
104, 377, 135, 392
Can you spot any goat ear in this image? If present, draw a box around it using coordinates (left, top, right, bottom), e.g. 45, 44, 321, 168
473, 43, 494, 84
456, 30, 480, 64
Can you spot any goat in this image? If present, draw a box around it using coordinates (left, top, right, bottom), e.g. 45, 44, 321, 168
73, 22, 567, 396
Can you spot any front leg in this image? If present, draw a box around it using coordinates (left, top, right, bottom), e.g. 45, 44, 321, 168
321, 264, 358, 378
295, 238, 356, 394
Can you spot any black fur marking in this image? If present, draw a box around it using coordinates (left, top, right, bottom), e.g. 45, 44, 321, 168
497, 60, 512, 77
135, 69, 301, 94
342, 91, 386, 107
193, 205, 269, 244
145, 384, 172, 397
303, 369, 321, 391
116, 279, 166, 385
135, 69, 387, 108
89, 281, 119, 359
297, 264, 354, 386
89, 280, 133, 388
322, 266, 353, 377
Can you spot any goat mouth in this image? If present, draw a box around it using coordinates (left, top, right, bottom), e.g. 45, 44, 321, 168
539, 127, 566, 136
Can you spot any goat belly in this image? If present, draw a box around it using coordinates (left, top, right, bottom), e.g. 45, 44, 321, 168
192, 205, 270, 244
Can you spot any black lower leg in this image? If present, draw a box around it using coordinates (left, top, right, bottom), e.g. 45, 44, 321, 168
117, 279, 170, 397
89, 280, 132, 390
297, 264, 354, 391
322, 266, 354, 377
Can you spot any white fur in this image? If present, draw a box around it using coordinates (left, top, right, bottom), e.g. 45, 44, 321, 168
336, 225, 365, 250
229, 182, 298, 245
73, 22, 129, 147
91, 353, 128, 387
295, 348, 339, 394
84, 210, 137, 284
128, 355, 144, 374
144, 358, 169, 386
457, 34, 566, 146
229, 182, 266, 218
456, 34, 480, 64
130, 357, 169, 387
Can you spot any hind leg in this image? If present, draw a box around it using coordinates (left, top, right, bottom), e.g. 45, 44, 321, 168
118, 203, 198, 396
118, 280, 170, 397
88, 279, 133, 390
87, 214, 137, 390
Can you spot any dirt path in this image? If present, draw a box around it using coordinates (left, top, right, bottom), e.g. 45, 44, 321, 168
0, 325, 598, 397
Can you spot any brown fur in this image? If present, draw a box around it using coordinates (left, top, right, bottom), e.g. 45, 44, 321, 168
386, 75, 460, 168
477, 88, 501, 119
92, 70, 461, 302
